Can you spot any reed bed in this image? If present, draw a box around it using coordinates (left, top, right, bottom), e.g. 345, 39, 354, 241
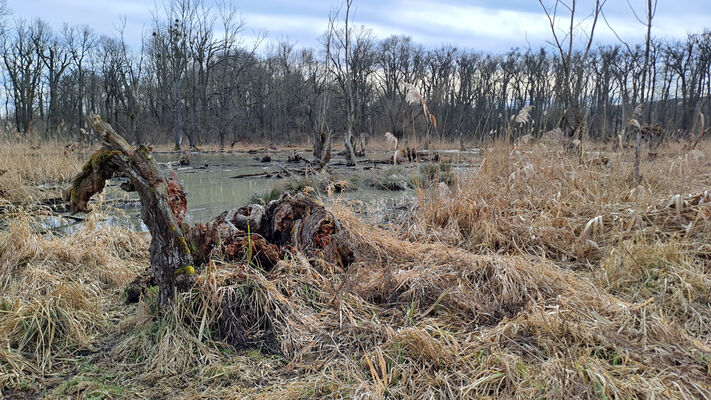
0, 140, 84, 204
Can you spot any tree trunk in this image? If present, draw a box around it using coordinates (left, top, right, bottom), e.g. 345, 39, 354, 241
344, 131, 357, 166
172, 78, 183, 151
313, 130, 329, 160
64, 115, 194, 308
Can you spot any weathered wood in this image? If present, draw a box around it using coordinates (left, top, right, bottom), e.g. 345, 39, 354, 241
187, 192, 354, 270
344, 132, 357, 166
229, 172, 274, 179
63, 149, 123, 213
166, 170, 187, 226
65, 115, 194, 308
67, 117, 354, 309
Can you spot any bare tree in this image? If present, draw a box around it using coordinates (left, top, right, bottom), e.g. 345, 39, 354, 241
66, 25, 96, 134
634, 0, 658, 183
115, 17, 145, 144
0, 0, 709, 150
326, 0, 372, 166
2, 20, 43, 134
208, 2, 257, 149
32, 20, 71, 135
150, 0, 196, 150
539, 0, 606, 146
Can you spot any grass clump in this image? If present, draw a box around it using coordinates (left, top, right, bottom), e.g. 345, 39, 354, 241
249, 175, 358, 204
0, 214, 146, 391
361, 167, 411, 191
412, 162, 455, 187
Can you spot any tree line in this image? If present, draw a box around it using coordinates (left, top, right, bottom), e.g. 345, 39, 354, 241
0, 0, 709, 151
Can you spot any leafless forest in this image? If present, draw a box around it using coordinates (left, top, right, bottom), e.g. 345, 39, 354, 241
0, 0, 709, 151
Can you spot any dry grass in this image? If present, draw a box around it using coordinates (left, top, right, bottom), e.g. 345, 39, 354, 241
2, 137, 711, 398
0, 139, 84, 204
0, 213, 146, 391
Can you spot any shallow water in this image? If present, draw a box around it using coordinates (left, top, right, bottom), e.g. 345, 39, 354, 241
54, 149, 478, 233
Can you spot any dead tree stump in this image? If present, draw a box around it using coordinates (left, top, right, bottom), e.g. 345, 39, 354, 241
64, 115, 193, 308
187, 192, 354, 270
67, 117, 354, 307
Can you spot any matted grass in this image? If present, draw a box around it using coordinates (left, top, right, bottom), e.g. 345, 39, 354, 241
1, 137, 710, 398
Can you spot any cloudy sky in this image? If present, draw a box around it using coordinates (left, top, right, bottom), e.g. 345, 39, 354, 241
6, 0, 711, 53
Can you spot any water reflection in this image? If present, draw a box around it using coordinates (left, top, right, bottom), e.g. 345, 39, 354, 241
49, 150, 475, 233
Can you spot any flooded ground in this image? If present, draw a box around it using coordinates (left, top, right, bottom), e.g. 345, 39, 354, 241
52, 148, 480, 232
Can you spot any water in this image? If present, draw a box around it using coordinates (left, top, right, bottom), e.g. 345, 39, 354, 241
52, 149, 478, 233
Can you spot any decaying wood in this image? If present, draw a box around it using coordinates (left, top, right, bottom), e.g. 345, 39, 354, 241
63, 149, 123, 213
287, 150, 305, 163
64, 115, 194, 308
187, 192, 354, 270
166, 170, 187, 225
344, 132, 357, 167
67, 116, 354, 309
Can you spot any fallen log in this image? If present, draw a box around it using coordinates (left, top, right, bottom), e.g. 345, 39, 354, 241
230, 172, 274, 179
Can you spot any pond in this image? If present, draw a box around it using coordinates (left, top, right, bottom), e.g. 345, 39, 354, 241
51, 148, 480, 233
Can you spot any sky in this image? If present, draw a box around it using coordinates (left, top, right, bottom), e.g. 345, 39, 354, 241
5, 0, 711, 53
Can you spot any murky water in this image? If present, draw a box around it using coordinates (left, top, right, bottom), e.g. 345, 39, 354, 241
51, 149, 479, 233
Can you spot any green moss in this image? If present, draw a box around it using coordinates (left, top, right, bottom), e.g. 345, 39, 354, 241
137, 144, 153, 159
177, 236, 191, 254
78, 149, 122, 176
174, 265, 195, 277
70, 187, 79, 203
51, 375, 125, 399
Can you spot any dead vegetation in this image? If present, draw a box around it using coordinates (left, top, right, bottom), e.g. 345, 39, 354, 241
0, 140, 81, 205
2, 137, 711, 398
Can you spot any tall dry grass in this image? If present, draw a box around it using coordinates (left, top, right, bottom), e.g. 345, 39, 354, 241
0, 140, 84, 204
108, 201, 709, 398
2, 136, 711, 398
414, 140, 711, 260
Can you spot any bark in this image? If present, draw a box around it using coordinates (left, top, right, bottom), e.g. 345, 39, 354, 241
64, 115, 194, 308
313, 130, 328, 160
187, 192, 354, 270
317, 131, 332, 168
344, 132, 357, 166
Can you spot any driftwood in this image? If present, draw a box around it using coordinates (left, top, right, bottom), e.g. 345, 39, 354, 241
65, 115, 194, 308
287, 150, 305, 163
179, 153, 191, 166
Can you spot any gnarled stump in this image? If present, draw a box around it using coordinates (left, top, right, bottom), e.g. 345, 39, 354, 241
188, 192, 354, 270
64, 115, 193, 308
68, 118, 353, 307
